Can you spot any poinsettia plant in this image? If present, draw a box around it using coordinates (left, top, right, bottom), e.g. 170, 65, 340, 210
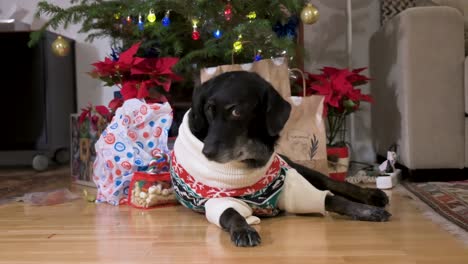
303, 67, 373, 147
78, 42, 183, 127
89, 41, 182, 101
77, 103, 112, 137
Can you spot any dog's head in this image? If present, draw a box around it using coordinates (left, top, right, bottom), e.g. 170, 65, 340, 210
189, 71, 291, 168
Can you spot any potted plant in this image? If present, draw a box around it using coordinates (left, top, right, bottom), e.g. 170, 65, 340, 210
305, 67, 372, 181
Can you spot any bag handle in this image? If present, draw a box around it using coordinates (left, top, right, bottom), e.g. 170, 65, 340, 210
289, 68, 306, 97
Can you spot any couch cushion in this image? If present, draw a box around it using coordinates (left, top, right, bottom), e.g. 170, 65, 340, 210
416, 0, 468, 54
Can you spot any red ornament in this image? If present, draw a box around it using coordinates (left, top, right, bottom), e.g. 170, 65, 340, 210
192, 30, 200, 40
224, 2, 232, 21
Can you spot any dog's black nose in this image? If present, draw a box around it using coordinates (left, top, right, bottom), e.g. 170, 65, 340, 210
202, 145, 218, 159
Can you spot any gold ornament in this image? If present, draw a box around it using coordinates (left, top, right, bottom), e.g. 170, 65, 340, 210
300, 3, 319, 24
51, 36, 70, 57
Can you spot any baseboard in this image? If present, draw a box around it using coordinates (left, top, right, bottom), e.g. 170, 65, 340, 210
376, 155, 468, 182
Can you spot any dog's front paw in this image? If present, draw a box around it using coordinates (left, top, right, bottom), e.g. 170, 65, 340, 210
352, 207, 392, 222
230, 225, 261, 247
362, 188, 389, 207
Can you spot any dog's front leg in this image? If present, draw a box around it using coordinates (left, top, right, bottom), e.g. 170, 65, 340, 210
219, 208, 261, 247
325, 195, 391, 222
205, 198, 261, 247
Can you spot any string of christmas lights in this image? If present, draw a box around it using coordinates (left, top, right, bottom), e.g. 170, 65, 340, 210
109, 1, 317, 60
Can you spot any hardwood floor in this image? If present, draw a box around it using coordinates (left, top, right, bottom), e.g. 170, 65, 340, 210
0, 186, 467, 263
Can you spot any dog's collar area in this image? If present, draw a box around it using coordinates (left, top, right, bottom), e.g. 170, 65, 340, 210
241, 158, 268, 168
173, 110, 275, 189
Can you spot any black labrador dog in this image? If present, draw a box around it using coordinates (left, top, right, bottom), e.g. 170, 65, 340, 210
186, 71, 390, 247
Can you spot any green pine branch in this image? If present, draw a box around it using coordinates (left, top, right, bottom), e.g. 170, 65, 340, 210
29, 0, 308, 71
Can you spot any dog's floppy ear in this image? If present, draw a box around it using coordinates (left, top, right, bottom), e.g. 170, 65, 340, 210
189, 80, 211, 139
264, 85, 291, 137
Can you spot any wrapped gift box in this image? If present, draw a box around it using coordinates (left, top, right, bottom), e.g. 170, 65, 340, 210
70, 114, 107, 187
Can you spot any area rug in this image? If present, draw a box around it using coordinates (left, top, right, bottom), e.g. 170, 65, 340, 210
403, 181, 468, 232
0, 166, 70, 200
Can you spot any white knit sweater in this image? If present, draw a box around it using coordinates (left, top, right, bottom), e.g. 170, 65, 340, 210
173, 111, 330, 227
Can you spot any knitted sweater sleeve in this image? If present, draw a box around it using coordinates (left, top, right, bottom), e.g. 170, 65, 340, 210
205, 197, 261, 228
277, 168, 330, 214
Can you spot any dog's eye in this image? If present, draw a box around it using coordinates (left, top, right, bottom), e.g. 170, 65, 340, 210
231, 109, 241, 117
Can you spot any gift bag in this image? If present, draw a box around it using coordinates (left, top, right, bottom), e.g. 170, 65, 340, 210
200, 60, 329, 175
276, 95, 329, 175
93, 99, 173, 205
128, 153, 177, 209
200, 58, 291, 97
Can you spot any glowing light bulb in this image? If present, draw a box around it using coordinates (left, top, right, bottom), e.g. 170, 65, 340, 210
233, 35, 243, 53
247, 11, 256, 20
224, 1, 232, 21
192, 30, 200, 40
254, 50, 262, 61
147, 9, 156, 23
138, 14, 144, 31
213, 29, 222, 39
162, 11, 171, 27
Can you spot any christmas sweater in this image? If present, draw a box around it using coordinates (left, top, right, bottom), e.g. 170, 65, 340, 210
171, 111, 330, 227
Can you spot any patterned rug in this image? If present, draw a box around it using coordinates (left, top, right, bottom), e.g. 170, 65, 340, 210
403, 181, 468, 232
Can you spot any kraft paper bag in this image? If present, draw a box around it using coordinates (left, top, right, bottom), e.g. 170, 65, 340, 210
200, 59, 329, 176
200, 58, 291, 97
276, 96, 329, 175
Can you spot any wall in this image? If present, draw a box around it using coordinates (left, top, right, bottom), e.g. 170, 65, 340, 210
0, 0, 117, 111
304, 0, 380, 163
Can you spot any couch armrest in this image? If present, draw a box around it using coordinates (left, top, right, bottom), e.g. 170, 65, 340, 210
370, 6, 465, 169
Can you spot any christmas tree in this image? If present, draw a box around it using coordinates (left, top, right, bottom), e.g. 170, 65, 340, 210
29, 0, 309, 72
29, 0, 321, 105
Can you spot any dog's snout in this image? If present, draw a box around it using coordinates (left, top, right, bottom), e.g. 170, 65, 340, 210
202, 145, 218, 159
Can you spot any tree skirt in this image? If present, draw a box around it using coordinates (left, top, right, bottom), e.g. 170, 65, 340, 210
403, 181, 468, 232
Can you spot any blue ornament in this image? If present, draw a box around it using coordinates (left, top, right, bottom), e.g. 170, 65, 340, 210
162, 16, 171, 27
254, 54, 262, 61
138, 20, 144, 31
273, 15, 299, 38
213, 29, 222, 39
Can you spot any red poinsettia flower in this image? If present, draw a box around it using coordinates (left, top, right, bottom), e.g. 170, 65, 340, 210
88, 41, 183, 121
121, 80, 140, 100
90, 57, 117, 77
108, 98, 124, 113
78, 104, 112, 126
94, 105, 111, 117
78, 105, 92, 125
305, 66, 372, 116
115, 42, 141, 72
303, 66, 373, 146
131, 57, 182, 92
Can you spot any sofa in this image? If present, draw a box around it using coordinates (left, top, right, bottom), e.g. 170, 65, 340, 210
370, 6, 467, 180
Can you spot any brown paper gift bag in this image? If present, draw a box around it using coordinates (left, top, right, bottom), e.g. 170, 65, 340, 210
200, 60, 329, 176
200, 58, 291, 97
276, 95, 329, 175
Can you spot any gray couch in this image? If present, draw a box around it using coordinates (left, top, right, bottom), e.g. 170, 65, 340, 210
370, 6, 467, 180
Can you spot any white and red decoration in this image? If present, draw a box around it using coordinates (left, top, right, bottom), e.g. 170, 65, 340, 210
327, 146, 350, 182
93, 99, 173, 205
